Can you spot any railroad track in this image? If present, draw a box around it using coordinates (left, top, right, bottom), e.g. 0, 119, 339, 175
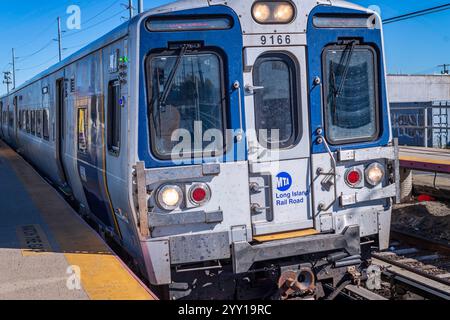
371, 230, 450, 300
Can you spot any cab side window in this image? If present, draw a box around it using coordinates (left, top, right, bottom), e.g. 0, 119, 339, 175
77, 107, 88, 152
107, 80, 121, 155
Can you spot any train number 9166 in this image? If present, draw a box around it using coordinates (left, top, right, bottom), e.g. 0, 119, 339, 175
260, 34, 291, 46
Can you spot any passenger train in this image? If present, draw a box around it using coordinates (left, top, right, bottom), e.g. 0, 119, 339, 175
0, 0, 399, 299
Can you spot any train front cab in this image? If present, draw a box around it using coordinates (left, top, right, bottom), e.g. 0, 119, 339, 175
133, 0, 399, 299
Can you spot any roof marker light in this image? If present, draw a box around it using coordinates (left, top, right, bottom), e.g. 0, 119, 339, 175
252, 1, 296, 24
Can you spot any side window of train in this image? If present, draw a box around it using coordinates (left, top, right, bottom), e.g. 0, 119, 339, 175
22, 110, 26, 131
43, 108, 50, 141
36, 110, 42, 138
26, 110, 30, 133
31, 110, 36, 135
77, 107, 88, 153
253, 53, 299, 149
9, 108, 13, 128
13, 97, 18, 127
107, 80, 121, 155
18, 110, 22, 130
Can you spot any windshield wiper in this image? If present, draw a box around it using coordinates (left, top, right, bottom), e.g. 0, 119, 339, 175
335, 40, 356, 98
329, 41, 356, 124
158, 44, 189, 106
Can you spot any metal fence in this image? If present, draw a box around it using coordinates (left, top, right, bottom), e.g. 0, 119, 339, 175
391, 102, 450, 149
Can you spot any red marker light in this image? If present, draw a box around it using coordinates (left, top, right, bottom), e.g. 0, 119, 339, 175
345, 169, 362, 187
189, 183, 211, 206
192, 187, 207, 203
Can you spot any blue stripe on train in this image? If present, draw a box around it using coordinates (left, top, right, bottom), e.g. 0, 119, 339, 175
137, 5, 246, 168
307, 5, 391, 154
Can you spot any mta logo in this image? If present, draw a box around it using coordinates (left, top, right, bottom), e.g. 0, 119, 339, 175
276, 172, 292, 192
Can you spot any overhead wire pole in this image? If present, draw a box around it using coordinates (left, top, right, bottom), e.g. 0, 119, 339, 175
11, 48, 16, 89
57, 17, 63, 62
138, 0, 144, 14
128, 0, 134, 19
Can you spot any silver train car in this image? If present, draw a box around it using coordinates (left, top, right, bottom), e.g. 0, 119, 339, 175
0, 0, 399, 300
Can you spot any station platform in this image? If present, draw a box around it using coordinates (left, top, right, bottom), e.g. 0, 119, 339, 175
0, 140, 157, 300
399, 146, 450, 174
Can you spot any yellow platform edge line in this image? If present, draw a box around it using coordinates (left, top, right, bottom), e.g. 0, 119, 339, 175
0, 141, 156, 300
399, 155, 450, 166
254, 229, 319, 243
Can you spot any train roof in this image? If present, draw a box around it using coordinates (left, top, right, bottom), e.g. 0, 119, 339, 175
1, 0, 372, 99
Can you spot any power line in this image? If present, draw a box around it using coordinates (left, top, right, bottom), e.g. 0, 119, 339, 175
12, 1, 123, 63
16, 39, 55, 62
82, 0, 122, 26
14, 20, 56, 50
16, 55, 59, 71
63, 9, 128, 38
383, 3, 450, 24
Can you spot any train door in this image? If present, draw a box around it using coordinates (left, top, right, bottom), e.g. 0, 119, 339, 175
0, 101, 3, 137
7, 104, 11, 140
56, 78, 69, 185
244, 46, 313, 236
13, 96, 18, 144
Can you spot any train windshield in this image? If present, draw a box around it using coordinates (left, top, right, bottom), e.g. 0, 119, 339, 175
253, 53, 298, 148
147, 52, 225, 158
323, 44, 379, 144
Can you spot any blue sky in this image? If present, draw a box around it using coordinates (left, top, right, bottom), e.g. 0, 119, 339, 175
1, 0, 450, 95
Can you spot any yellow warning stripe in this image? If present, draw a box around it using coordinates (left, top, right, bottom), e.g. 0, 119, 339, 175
0, 142, 155, 300
400, 155, 450, 166
253, 229, 319, 243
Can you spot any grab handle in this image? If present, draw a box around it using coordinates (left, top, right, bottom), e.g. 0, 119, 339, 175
233, 81, 244, 142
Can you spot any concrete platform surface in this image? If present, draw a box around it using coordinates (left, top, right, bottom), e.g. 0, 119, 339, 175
0, 140, 156, 300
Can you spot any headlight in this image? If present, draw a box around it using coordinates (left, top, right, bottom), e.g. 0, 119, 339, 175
365, 163, 385, 187
157, 185, 183, 210
252, 1, 296, 24
252, 3, 271, 23
274, 3, 295, 22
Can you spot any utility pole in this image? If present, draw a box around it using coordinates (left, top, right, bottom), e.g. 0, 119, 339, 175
128, 0, 134, 19
3, 72, 12, 94
438, 64, 450, 75
138, 0, 144, 14
11, 48, 16, 89
57, 17, 62, 62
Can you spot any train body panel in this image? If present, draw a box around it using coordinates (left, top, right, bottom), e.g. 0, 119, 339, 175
0, 0, 399, 300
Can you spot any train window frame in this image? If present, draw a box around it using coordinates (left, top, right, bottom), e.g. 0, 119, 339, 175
43, 108, 50, 141
18, 110, 22, 130
107, 79, 121, 156
77, 107, 88, 153
30, 110, 36, 135
145, 48, 228, 161
252, 52, 301, 149
321, 43, 380, 145
9, 108, 14, 128
26, 110, 30, 133
22, 110, 26, 131
36, 110, 42, 138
